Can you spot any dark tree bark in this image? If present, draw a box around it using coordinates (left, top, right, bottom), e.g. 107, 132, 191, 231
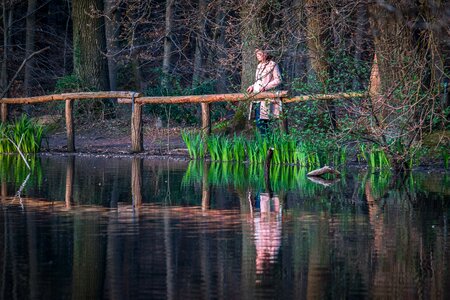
104, 0, 120, 91
192, 0, 207, 87
24, 0, 37, 96
72, 0, 110, 91
1, 1, 12, 122
162, 0, 175, 89
240, 0, 265, 91
305, 0, 337, 129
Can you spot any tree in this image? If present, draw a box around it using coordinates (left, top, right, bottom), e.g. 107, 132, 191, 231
72, 0, 110, 91
24, 0, 37, 96
162, 0, 175, 90
104, 0, 120, 91
363, 0, 448, 170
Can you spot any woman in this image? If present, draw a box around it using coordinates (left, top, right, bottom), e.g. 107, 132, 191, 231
246, 48, 282, 135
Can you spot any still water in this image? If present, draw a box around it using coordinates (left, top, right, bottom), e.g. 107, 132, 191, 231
0, 155, 449, 299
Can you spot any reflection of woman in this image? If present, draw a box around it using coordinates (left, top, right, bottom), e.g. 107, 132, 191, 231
246, 48, 282, 135
253, 192, 282, 277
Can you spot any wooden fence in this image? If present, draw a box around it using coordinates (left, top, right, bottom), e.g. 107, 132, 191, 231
0, 90, 367, 153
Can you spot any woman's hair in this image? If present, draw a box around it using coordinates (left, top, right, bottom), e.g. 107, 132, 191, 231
255, 47, 274, 60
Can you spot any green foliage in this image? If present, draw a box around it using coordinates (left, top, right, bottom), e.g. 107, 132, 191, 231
54, 74, 84, 93
0, 116, 44, 154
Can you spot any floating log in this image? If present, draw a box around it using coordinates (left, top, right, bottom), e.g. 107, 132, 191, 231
283, 91, 368, 103
307, 166, 341, 177
117, 91, 288, 104
0, 91, 142, 104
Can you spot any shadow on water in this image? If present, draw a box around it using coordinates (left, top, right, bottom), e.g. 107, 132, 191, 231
0, 156, 449, 299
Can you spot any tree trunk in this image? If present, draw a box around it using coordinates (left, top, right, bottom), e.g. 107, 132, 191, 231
192, 0, 207, 87
352, 3, 367, 90
162, 0, 175, 89
1, 1, 10, 122
72, 0, 110, 91
305, 0, 336, 129
24, 0, 37, 96
240, 0, 264, 91
210, 7, 227, 93
104, 0, 119, 91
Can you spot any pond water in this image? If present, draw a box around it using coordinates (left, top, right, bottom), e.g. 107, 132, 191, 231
0, 155, 449, 299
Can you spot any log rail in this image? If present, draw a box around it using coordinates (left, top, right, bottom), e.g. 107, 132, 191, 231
0, 90, 367, 153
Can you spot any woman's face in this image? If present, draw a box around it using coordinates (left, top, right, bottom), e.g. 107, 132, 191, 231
255, 50, 267, 63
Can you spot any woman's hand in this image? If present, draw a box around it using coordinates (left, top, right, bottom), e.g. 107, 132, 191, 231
246, 85, 254, 93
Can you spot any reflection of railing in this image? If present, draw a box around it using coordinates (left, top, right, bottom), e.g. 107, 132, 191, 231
1, 90, 367, 153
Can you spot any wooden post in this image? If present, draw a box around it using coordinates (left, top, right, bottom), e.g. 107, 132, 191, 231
1, 103, 7, 123
65, 99, 75, 152
131, 157, 143, 209
280, 101, 288, 134
131, 103, 143, 153
281, 118, 288, 134
201, 103, 211, 136
65, 156, 74, 208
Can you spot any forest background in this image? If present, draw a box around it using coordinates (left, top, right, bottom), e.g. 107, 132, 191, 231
0, 0, 449, 170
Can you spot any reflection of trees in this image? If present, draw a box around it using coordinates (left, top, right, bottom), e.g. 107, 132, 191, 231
1, 161, 450, 299
72, 214, 106, 300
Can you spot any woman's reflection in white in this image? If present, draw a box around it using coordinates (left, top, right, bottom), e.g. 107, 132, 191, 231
253, 191, 282, 281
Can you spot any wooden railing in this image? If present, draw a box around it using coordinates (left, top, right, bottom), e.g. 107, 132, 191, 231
0, 90, 367, 153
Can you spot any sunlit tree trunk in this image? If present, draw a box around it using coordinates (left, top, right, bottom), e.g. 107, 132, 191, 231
24, 0, 37, 96
72, 0, 110, 90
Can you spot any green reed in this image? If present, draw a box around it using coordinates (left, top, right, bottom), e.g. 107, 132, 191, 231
183, 131, 348, 169
181, 130, 206, 159
0, 116, 44, 154
359, 143, 391, 169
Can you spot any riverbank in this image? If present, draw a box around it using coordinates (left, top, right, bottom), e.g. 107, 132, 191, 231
35, 118, 449, 171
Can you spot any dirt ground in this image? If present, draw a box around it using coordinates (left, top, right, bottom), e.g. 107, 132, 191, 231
43, 118, 189, 156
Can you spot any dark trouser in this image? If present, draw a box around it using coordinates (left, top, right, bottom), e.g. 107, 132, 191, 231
256, 118, 269, 135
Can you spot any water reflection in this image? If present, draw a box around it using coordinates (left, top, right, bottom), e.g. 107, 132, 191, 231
0, 155, 449, 299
